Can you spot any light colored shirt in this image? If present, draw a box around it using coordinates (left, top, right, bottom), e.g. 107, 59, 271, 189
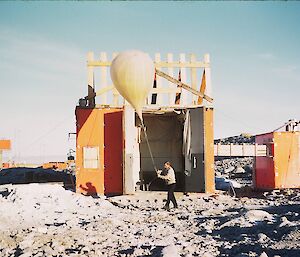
158, 167, 176, 185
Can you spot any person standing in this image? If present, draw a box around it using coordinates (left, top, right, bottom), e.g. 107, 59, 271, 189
157, 161, 178, 210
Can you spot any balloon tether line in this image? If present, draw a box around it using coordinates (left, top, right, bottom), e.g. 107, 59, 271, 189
140, 119, 158, 172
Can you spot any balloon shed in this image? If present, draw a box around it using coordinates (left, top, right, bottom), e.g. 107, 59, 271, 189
75, 51, 214, 196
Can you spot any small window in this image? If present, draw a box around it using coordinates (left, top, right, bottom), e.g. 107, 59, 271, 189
83, 147, 99, 169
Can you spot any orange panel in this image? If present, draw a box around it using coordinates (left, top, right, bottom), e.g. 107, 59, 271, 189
76, 107, 104, 195
274, 132, 300, 188
255, 132, 300, 189
0, 140, 11, 150
75, 107, 124, 196
204, 107, 215, 193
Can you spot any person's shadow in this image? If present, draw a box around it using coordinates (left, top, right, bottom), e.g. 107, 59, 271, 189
79, 182, 99, 198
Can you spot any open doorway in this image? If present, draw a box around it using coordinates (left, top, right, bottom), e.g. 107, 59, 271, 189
136, 111, 186, 191
136, 106, 214, 193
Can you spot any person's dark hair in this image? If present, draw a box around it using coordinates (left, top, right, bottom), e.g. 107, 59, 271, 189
165, 161, 171, 166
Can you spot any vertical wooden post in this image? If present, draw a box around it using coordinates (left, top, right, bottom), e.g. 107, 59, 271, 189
204, 54, 212, 106
179, 53, 187, 106
190, 54, 197, 105
124, 105, 139, 194
155, 53, 162, 105
204, 107, 215, 193
87, 52, 95, 107
100, 52, 107, 105
112, 52, 120, 106
167, 53, 174, 105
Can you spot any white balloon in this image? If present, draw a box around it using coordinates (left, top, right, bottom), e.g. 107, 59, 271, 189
110, 50, 155, 121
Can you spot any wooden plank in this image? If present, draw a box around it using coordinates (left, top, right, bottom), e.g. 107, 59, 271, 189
87, 52, 95, 107
167, 53, 174, 105
100, 52, 107, 104
149, 53, 157, 105
179, 54, 187, 106
155, 53, 162, 105
204, 107, 215, 193
204, 54, 212, 106
190, 54, 197, 104
174, 69, 182, 105
86, 51, 213, 108
96, 85, 114, 96
112, 52, 120, 105
150, 88, 182, 94
124, 105, 138, 194
156, 61, 209, 68
87, 61, 209, 68
155, 69, 213, 103
151, 71, 158, 105
87, 61, 111, 67
84, 85, 114, 100
198, 70, 206, 105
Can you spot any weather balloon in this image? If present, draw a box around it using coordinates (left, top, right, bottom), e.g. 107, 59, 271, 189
110, 50, 155, 122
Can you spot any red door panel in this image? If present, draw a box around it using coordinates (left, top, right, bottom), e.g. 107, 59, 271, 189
104, 111, 123, 195
255, 156, 275, 189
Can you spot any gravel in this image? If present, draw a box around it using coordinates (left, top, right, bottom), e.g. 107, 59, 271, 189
1, 184, 300, 257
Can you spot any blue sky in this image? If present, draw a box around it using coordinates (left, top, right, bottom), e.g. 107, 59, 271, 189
0, 2, 299, 163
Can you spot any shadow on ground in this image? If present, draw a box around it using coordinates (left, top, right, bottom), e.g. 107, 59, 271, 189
119, 245, 164, 257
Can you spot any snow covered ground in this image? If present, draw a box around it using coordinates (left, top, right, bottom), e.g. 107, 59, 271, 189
1, 183, 300, 257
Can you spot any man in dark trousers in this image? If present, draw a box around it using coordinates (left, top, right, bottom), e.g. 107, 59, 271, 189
157, 161, 178, 210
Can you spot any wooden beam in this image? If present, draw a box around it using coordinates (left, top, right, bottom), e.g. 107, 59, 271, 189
179, 53, 187, 106
100, 52, 108, 104
112, 52, 120, 105
198, 70, 206, 105
87, 61, 111, 67
87, 52, 95, 107
204, 54, 212, 106
87, 61, 209, 68
155, 53, 162, 105
155, 69, 213, 103
190, 54, 197, 104
84, 85, 114, 100
167, 53, 174, 105
156, 61, 209, 68
150, 88, 182, 94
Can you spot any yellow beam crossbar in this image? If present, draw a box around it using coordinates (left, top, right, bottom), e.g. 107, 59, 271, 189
88, 61, 209, 69
96, 85, 114, 96
85, 85, 115, 100
155, 69, 213, 103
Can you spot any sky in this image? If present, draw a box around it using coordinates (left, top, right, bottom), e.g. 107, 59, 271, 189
0, 2, 299, 163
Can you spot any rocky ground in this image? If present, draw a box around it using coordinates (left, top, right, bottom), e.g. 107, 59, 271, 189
0, 134, 299, 257
0, 184, 300, 257
214, 134, 256, 188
